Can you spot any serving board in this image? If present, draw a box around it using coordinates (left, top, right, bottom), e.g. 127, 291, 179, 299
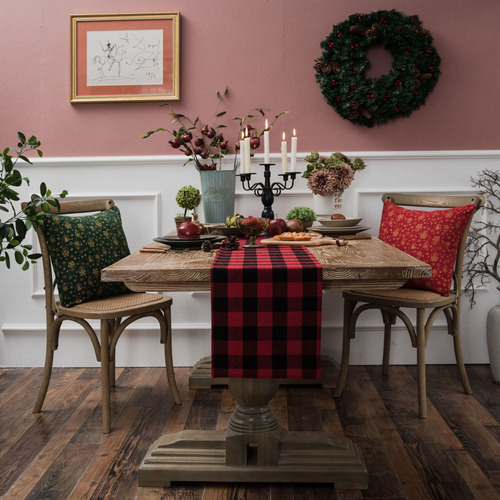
261, 236, 338, 246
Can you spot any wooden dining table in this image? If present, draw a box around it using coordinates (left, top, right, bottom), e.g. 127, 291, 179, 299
102, 236, 431, 489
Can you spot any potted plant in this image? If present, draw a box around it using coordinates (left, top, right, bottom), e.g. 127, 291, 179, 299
464, 169, 500, 382
175, 185, 201, 229
142, 87, 287, 222
303, 151, 366, 216
286, 206, 316, 228
1, 132, 67, 270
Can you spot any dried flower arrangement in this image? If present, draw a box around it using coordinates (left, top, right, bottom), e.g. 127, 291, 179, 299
303, 152, 366, 196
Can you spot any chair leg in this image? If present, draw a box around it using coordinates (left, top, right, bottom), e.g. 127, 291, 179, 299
416, 308, 427, 419
100, 319, 112, 433
381, 311, 396, 376
161, 307, 181, 405
33, 338, 55, 413
334, 297, 356, 398
450, 310, 472, 394
33, 319, 63, 413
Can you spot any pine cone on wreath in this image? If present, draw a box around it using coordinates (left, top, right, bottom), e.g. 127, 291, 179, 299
331, 61, 341, 73
350, 25, 366, 36
350, 100, 360, 111
409, 15, 421, 27
314, 60, 324, 72
365, 23, 380, 40
359, 107, 373, 120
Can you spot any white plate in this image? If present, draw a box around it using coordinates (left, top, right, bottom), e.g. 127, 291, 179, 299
316, 217, 363, 227
310, 225, 370, 235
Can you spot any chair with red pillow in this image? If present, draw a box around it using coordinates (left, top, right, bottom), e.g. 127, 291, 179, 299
334, 193, 485, 418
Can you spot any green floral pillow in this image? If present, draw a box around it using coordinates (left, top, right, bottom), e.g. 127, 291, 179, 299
42, 206, 130, 307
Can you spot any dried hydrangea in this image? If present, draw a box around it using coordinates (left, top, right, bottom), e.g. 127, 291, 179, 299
307, 168, 337, 195
333, 162, 355, 190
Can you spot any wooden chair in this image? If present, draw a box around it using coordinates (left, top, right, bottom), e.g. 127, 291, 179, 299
334, 193, 485, 418
25, 199, 181, 433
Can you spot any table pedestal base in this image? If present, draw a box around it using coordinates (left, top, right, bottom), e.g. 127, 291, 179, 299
139, 378, 367, 489
138, 429, 367, 488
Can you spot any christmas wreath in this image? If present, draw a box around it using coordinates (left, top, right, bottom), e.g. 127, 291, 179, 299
315, 9, 441, 127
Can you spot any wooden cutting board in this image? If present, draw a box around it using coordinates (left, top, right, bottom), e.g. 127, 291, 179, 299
261, 236, 338, 246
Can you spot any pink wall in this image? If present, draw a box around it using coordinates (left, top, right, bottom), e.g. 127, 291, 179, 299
1, 0, 499, 157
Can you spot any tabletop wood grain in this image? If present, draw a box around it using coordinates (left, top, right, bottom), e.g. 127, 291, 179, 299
101, 237, 431, 292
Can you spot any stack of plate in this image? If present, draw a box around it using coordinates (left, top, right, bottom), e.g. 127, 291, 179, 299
309, 217, 370, 236
154, 234, 226, 249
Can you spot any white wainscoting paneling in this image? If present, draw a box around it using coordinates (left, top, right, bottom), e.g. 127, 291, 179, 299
1, 151, 498, 367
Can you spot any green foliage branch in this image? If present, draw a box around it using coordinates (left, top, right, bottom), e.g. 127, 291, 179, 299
0, 132, 67, 269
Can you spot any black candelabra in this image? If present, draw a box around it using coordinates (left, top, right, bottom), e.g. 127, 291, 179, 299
238, 163, 299, 219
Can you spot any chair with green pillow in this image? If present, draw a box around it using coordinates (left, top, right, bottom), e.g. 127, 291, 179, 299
25, 198, 181, 433
334, 193, 485, 418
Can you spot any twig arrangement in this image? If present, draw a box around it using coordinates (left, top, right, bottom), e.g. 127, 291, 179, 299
464, 169, 500, 306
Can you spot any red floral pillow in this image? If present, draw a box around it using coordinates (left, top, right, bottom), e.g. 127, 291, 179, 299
378, 201, 476, 296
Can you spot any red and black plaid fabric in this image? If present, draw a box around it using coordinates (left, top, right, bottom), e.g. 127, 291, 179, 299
211, 242, 322, 379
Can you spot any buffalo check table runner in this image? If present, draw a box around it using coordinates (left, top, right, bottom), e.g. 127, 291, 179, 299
211, 243, 322, 379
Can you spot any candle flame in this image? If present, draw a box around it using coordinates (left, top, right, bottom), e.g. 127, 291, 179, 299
241, 131, 245, 140
265, 119, 269, 130
293, 128, 296, 136
282, 131, 286, 141
245, 127, 249, 137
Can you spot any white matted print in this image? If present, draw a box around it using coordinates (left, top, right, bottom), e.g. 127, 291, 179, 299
86, 29, 164, 86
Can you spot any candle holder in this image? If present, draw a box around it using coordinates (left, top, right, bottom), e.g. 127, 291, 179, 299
238, 163, 300, 219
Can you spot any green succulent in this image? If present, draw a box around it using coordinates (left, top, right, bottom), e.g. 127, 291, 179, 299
286, 206, 316, 221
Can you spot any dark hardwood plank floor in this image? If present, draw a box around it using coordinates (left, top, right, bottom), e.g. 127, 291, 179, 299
0, 365, 499, 499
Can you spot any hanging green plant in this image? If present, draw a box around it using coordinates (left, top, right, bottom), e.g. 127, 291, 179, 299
314, 9, 441, 127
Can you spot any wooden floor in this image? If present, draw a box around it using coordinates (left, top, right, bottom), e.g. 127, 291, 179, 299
0, 365, 499, 499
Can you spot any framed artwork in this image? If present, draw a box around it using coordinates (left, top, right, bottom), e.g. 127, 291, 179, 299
70, 13, 180, 103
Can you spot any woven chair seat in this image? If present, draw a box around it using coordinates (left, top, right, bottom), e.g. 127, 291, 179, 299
344, 287, 456, 308
74, 293, 164, 311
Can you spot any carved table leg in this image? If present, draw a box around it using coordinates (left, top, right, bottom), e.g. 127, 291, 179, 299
226, 379, 279, 466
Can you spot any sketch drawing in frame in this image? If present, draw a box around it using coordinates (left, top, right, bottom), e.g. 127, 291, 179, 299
70, 13, 180, 103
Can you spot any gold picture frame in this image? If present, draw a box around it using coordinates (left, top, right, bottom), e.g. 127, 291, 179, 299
70, 12, 180, 103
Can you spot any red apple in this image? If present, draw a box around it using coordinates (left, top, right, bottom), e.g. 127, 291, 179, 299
269, 218, 287, 236
177, 222, 201, 239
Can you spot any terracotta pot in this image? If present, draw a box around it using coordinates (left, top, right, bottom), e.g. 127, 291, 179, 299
175, 216, 192, 230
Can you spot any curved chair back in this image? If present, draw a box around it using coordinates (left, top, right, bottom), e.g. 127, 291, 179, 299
22, 199, 115, 319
